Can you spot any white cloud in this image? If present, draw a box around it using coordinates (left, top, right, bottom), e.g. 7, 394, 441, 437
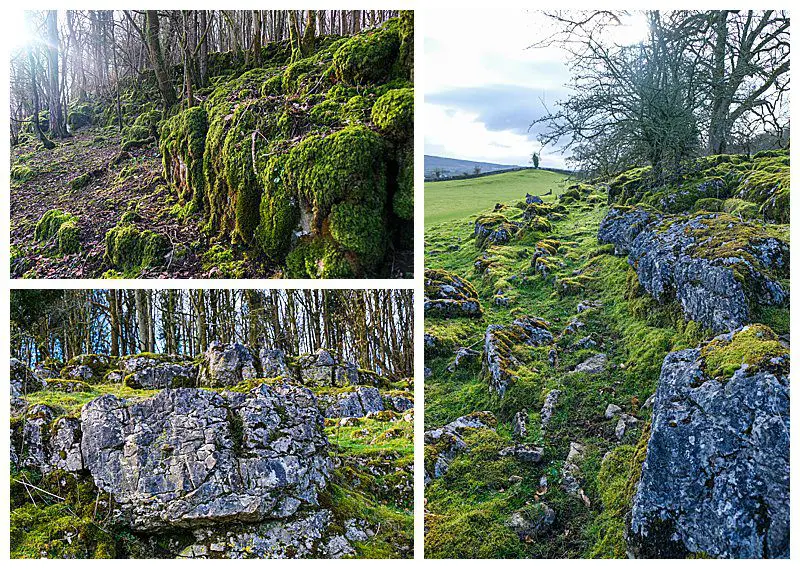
424, 9, 649, 168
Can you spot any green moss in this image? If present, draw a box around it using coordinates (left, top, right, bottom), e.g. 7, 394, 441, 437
104, 223, 169, 275
701, 324, 788, 381
394, 144, 414, 220
721, 198, 761, 220
254, 154, 298, 259
56, 219, 80, 254
160, 106, 208, 210
285, 236, 356, 279
586, 427, 649, 558
34, 209, 80, 255
333, 21, 401, 85
371, 88, 413, 140
200, 244, 246, 278
70, 173, 91, 191
285, 126, 387, 216
328, 202, 386, 268
692, 197, 723, 212
10, 502, 116, 559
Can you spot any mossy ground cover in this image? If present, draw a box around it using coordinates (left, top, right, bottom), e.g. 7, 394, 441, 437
9, 128, 212, 278
424, 172, 788, 557
607, 150, 789, 223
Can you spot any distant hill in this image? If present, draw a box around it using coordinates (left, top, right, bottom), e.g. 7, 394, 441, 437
425, 155, 525, 179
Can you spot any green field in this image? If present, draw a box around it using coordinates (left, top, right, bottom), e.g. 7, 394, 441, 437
424, 169, 570, 228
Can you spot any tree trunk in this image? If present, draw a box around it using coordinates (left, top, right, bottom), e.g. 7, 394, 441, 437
145, 10, 177, 108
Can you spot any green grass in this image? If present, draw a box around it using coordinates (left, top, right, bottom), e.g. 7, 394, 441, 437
425, 169, 570, 229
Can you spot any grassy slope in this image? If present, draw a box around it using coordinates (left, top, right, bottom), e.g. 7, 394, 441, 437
423, 175, 788, 557
425, 169, 569, 229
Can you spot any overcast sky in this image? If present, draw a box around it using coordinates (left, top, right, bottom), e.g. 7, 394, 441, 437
424, 9, 648, 169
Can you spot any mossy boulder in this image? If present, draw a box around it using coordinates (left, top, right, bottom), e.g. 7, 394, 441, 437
332, 20, 401, 85
156, 18, 413, 277
285, 236, 356, 279
104, 223, 169, 274
424, 268, 483, 318
371, 88, 413, 140
34, 209, 80, 255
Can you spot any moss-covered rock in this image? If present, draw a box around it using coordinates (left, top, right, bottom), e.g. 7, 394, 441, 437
155, 17, 413, 277
104, 223, 169, 274
34, 209, 80, 255
372, 88, 413, 140
700, 324, 788, 382
285, 236, 356, 278
332, 21, 401, 85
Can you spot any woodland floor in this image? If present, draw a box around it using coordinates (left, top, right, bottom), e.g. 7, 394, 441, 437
10, 125, 414, 279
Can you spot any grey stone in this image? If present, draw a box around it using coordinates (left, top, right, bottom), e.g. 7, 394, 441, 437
20, 404, 56, 470
424, 412, 496, 484
259, 348, 291, 378
598, 207, 788, 332
499, 444, 544, 463
508, 503, 555, 540
629, 334, 789, 559
80, 383, 331, 531
121, 354, 197, 389
49, 417, 84, 472
604, 403, 622, 419
385, 395, 414, 413
323, 387, 385, 419
614, 413, 639, 440
11, 358, 46, 397
447, 346, 480, 373
561, 442, 587, 499
571, 353, 608, 375
188, 509, 346, 559
540, 389, 561, 430
512, 410, 528, 440
198, 342, 258, 387
297, 349, 338, 386
424, 269, 483, 318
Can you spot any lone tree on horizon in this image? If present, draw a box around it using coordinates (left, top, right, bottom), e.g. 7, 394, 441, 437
531, 152, 540, 169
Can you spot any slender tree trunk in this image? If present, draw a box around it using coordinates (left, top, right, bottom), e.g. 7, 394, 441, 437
145, 10, 177, 108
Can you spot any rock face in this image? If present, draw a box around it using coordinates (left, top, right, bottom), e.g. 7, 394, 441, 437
297, 349, 343, 386
424, 268, 483, 318
198, 342, 258, 387
81, 384, 331, 531
322, 387, 385, 419
259, 348, 291, 378
598, 207, 788, 332
186, 509, 359, 559
48, 417, 84, 473
630, 328, 789, 559
19, 404, 56, 470
11, 358, 46, 397
571, 353, 608, 375
61, 354, 115, 383
121, 354, 198, 389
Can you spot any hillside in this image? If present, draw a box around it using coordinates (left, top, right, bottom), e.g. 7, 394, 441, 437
425, 155, 524, 179
423, 150, 789, 558
10, 13, 413, 279
425, 169, 569, 228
